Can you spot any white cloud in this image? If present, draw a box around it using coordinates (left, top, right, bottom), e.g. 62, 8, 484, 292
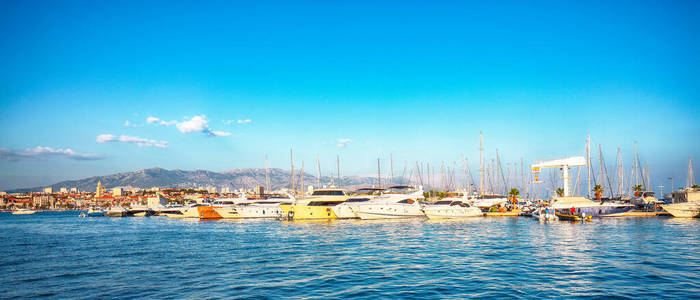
176, 115, 230, 137
237, 119, 252, 124
223, 120, 234, 125
210, 131, 231, 136
96, 134, 116, 143
159, 120, 177, 126
176, 115, 208, 133
0, 146, 104, 161
147, 117, 160, 124
337, 138, 352, 148
96, 134, 168, 148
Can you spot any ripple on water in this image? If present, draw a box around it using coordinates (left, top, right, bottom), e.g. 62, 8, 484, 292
0, 213, 699, 299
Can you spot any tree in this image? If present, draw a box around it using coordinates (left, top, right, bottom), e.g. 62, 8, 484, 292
692, 184, 699, 189
592, 184, 604, 200
555, 188, 564, 197
633, 184, 643, 197
508, 188, 520, 203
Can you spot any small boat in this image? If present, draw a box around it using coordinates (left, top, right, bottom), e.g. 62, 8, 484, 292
556, 212, 592, 222
532, 207, 558, 221
105, 206, 128, 217
85, 207, 105, 217
12, 208, 37, 215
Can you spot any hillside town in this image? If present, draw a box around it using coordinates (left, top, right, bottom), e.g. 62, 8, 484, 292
0, 181, 265, 211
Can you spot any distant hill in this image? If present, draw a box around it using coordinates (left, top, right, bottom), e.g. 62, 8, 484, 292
7, 167, 405, 193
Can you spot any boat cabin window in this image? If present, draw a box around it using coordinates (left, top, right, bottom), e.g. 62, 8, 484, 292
347, 198, 370, 203
397, 199, 416, 204
311, 190, 345, 196
308, 201, 342, 206
434, 200, 453, 205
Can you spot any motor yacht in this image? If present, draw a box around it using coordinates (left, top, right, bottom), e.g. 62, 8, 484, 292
235, 195, 294, 219
280, 188, 350, 220
470, 194, 509, 210
332, 188, 383, 219
354, 186, 425, 220
167, 203, 211, 219
11, 208, 37, 215
208, 196, 250, 219
423, 197, 483, 219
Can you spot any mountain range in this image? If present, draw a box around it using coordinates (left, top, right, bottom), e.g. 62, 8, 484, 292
7, 167, 400, 193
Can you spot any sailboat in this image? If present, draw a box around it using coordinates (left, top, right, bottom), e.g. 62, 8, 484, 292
662, 158, 700, 218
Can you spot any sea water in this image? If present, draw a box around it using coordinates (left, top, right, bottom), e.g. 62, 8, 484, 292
1, 211, 698, 299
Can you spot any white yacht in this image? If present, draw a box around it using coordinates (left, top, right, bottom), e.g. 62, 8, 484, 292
167, 203, 211, 219
211, 196, 250, 219
332, 188, 383, 219
470, 194, 509, 209
354, 186, 425, 220
662, 188, 700, 218
11, 208, 37, 215
423, 197, 483, 219
236, 195, 294, 219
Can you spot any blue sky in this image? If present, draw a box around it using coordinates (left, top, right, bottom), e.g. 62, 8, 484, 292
1, 0, 698, 191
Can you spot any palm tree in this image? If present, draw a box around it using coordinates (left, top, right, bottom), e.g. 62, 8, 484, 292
592, 184, 604, 200
633, 184, 643, 196
555, 188, 564, 197
508, 188, 520, 203
692, 184, 699, 189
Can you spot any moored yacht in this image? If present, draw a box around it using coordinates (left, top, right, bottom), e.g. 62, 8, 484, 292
209, 196, 250, 219
280, 188, 350, 220
332, 188, 383, 219
236, 195, 294, 219
354, 186, 425, 220
662, 188, 700, 218
11, 208, 37, 215
423, 198, 483, 219
470, 194, 509, 210
167, 203, 211, 219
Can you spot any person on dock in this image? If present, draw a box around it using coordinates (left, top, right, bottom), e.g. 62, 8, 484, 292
570, 207, 576, 215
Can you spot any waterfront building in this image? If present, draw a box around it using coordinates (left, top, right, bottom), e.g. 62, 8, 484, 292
96, 181, 106, 198
44, 187, 53, 194
254, 186, 265, 197
112, 187, 123, 196
147, 195, 168, 208
70, 187, 78, 193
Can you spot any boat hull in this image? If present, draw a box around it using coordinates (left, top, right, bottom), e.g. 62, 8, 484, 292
11, 210, 36, 215
213, 207, 243, 219
424, 207, 483, 219
332, 204, 359, 219
661, 203, 700, 218
555, 205, 634, 217
355, 204, 424, 220
236, 205, 283, 218
279, 204, 338, 220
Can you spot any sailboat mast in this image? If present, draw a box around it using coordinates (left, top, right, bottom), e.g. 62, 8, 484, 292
337, 155, 340, 187
634, 141, 639, 187
290, 148, 295, 194
586, 134, 591, 199
316, 155, 321, 187
300, 161, 304, 197
377, 158, 381, 188
479, 132, 484, 196
390, 154, 394, 186
265, 154, 270, 193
